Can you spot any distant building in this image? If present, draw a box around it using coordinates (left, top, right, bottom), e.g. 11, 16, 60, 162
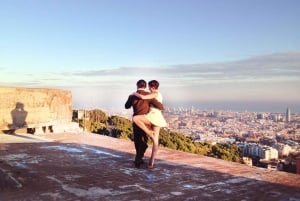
271, 114, 283, 122
271, 114, 278, 122
261, 146, 278, 160
257, 113, 264, 119
77, 110, 85, 119
286, 107, 291, 122
273, 143, 292, 158
241, 143, 278, 160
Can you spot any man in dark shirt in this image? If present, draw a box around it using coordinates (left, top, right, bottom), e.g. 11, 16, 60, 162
125, 79, 164, 168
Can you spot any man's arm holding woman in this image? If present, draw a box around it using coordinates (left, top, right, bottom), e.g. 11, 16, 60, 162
132, 92, 158, 100
149, 98, 164, 110
132, 92, 163, 110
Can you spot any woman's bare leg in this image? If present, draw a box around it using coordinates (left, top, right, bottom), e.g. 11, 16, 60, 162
132, 115, 154, 138
148, 126, 160, 168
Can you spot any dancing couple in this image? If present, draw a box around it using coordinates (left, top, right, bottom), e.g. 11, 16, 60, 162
125, 79, 167, 169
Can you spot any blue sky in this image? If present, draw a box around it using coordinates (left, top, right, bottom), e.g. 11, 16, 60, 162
1, 0, 300, 112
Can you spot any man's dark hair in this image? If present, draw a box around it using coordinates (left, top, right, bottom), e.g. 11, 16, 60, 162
136, 79, 147, 88
148, 80, 159, 89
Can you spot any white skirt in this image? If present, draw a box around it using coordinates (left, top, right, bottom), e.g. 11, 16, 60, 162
145, 107, 167, 127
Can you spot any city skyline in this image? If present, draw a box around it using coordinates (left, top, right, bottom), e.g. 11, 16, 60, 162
1, 1, 300, 113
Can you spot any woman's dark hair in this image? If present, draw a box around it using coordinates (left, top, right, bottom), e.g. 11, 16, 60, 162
148, 80, 159, 89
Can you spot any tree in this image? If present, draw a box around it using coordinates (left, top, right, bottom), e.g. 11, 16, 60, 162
81, 109, 109, 133
109, 116, 133, 140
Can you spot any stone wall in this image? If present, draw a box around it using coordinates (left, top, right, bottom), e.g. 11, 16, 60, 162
0, 86, 72, 133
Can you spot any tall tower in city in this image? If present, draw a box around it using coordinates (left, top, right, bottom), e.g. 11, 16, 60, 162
286, 107, 290, 122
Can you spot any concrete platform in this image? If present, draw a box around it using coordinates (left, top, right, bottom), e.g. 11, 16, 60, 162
0, 132, 300, 201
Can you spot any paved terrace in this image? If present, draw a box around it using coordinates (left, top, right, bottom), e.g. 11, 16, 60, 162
0, 132, 300, 201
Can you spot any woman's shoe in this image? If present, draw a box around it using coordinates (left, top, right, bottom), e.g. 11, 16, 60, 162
148, 164, 154, 169
148, 160, 154, 169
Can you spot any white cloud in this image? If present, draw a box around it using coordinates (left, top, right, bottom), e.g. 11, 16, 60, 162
1, 52, 300, 112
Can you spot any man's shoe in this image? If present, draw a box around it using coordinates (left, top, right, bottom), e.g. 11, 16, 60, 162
134, 159, 145, 168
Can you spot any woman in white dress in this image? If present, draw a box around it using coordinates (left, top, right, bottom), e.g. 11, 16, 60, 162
132, 80, 167, 168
